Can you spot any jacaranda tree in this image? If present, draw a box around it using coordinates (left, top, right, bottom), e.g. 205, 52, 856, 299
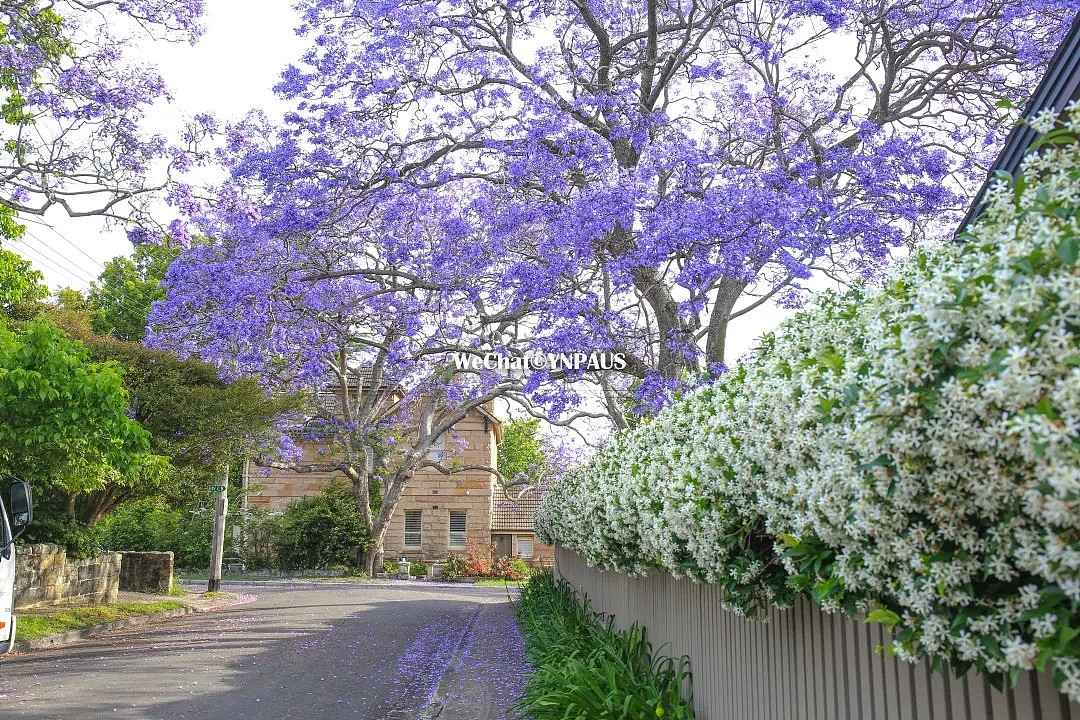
149, 189, 532, 573
225, 0, 1078, 427
148, 0, 1079, 564
0, 0, 210, 240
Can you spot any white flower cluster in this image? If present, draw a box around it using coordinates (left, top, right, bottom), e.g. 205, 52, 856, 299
536, 109, 1080, 699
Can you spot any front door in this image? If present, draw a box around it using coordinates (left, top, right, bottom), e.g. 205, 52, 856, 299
493, 534, 512, 558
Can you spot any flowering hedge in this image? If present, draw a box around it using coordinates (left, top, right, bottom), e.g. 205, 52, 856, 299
536, 108, 1080, 700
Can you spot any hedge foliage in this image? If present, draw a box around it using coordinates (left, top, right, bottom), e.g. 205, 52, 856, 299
269, 479, 371, 570
537, 108, 1080, 700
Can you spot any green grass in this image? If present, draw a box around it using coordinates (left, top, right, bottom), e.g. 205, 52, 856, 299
475, 578, 529, 587
17, 601, 186, 642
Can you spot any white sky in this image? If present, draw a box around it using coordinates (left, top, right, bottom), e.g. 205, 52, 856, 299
16, 0, 308, 294
15, 0, 788, 362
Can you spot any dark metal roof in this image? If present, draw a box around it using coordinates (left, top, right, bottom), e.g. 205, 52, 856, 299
956, 14, 1080, 237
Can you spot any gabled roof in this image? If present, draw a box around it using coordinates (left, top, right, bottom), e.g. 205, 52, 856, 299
345, 367, 392, 389
957, 14, 1080, 236
491, 484, 542, 532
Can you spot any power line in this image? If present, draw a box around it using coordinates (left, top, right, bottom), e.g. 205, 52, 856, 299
23, 226, 168, 323
39, 225, 109, 273
18, 231, 99, 284
5, 232, 155, 326
3, 237, 92, 288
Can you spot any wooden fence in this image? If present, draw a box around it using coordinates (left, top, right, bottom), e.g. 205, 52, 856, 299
555, 546, 1078, 720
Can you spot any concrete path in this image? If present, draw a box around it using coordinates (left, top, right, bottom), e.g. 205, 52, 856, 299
0, 582, 529, 720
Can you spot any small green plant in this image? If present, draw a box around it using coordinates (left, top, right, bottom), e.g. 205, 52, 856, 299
382, 560, 397, 574
443, 553, 468, 580
410, 560, 428, 578
168, 577, 189, 596
515, 573, 695, 719
502, 556, 534, 581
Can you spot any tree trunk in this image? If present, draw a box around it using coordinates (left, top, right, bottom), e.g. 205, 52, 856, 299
705, 277, 748, 367
359, 546, 379, 576
361, 521, 391, 576
78, 487, 122, 527
357, 468, 412, 575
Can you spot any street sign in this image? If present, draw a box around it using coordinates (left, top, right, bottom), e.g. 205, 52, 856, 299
207, 485, 226, 493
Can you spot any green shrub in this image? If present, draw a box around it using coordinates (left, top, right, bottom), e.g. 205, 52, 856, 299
410, 560, 428, 578
238, 507, 278, 569
382, 559, 398, 574
506, 556, 533, 580
443, 552, 467, 580
515, 573, 694, 719
96, 498, 213, 568
20, 515, 99, 559
271, 479, 371, 570
491, 555, 533, 580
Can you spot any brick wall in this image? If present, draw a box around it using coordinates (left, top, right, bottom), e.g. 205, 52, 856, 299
119, 551, 174, 594
14, 544, 120, 609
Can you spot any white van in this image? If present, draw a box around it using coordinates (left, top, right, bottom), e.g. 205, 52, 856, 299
0, 481, 34, 654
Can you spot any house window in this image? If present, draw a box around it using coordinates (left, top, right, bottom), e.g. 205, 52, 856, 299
404, 510, 422, 548
516, 535, 534, 558
426, 434, 446, 462
448, 510, 467, 549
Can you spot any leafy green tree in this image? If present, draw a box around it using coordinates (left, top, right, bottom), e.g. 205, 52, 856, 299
88, 242, 181, 341
0, 247, 47, 314
0, 320, 158, 508
52, 318, 306, 519
498, 419, 549, 486
55, 286, 92, 313
95, 498, 216, 568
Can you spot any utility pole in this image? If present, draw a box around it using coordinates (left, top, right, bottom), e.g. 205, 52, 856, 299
208, 467, 228, 593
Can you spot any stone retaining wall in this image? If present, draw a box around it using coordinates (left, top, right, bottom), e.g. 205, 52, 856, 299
119, 551, 174, 593
14, 544, 120, 609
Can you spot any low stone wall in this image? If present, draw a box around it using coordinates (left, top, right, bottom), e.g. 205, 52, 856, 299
119, 551, 174, 593
14, 544, 121, 609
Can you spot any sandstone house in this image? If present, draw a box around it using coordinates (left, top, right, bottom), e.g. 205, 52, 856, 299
245, 399, 553, 566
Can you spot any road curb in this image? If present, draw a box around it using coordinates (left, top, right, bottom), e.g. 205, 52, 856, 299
181, 578, 509, 590
11, 607, 193, 653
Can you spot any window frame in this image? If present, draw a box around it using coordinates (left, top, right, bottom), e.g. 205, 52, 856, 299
404, 510, 423, 548
448, 509, 467, 549
516, 535, 534, 558
426, 434, 446, 461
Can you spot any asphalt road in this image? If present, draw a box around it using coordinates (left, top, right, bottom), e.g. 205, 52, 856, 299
0, 582, 527, 720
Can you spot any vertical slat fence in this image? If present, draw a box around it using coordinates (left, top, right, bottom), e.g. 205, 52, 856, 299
555, 546, 1078, 720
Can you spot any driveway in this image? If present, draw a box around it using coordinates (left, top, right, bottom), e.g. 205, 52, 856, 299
0, 582, 528, 720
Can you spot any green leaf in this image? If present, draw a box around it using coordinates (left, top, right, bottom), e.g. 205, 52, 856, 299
866, 609, 902, 630
1057, 234, 1079, 266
